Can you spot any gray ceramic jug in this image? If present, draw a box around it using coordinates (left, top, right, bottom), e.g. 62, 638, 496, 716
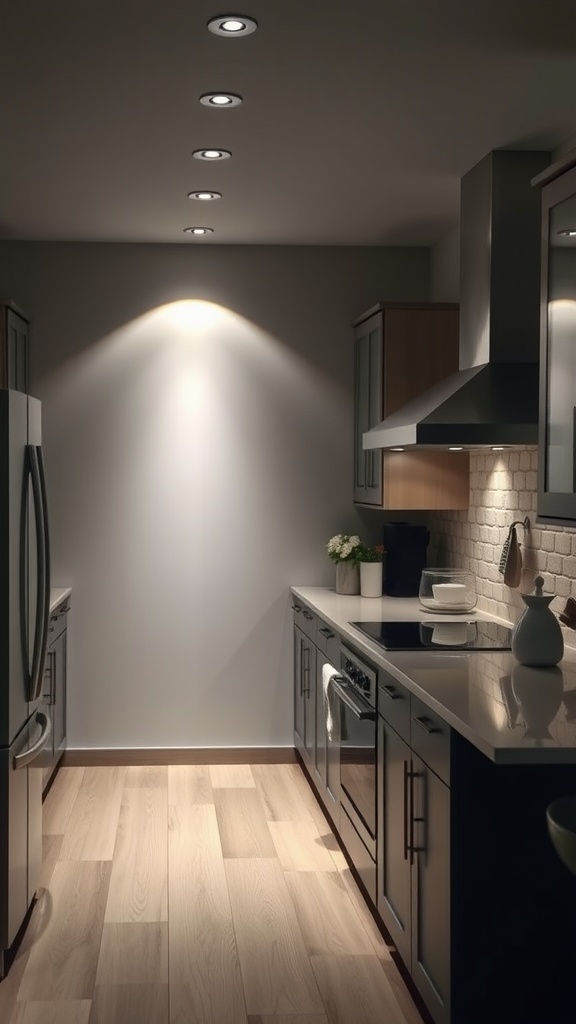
511, 576, 564, 667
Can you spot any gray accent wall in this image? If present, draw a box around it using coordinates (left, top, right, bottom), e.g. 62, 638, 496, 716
0, 242, 429, 749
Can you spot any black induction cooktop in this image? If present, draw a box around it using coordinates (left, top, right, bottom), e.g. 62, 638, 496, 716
350, 619, 512, 652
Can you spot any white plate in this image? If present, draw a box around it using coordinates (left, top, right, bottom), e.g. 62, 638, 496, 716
419, 599, 475, 613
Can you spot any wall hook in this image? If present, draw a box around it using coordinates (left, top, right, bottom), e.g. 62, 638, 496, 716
510, 516, 530, 532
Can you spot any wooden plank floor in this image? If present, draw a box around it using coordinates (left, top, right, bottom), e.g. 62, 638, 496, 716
0, 764, 425, 1024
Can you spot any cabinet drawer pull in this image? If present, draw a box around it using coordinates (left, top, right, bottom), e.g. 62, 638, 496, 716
318, 627, 334, 639
406, 767, 423, 864
303, 610, 314, 620
403, 760, 409, 861
380, 684, 402, 701
293, 603, 302, 613
413, 714, 440, 735
302, 647, 311, 694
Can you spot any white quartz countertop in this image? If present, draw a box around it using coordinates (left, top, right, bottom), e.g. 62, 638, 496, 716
291, 586, 576, 765
50, 587, 72, 614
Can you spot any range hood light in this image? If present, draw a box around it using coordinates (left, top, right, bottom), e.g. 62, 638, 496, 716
199, 92, 243, 107
192, 149, 232, 161
207, 15, 258, 36
557, 229, 576, 237
390, 447, 405, 452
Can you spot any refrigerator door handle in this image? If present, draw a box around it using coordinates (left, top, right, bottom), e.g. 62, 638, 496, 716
13, 710, 52, 770
36, 445, 51, 693
26, 445, 48, 701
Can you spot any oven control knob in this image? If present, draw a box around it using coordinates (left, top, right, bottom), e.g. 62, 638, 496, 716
346, 663, 357, 680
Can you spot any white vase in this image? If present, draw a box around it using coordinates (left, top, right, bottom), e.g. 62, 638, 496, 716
360, 561, 383, 598
335, 561, 360, 595
511, 576, 564, 667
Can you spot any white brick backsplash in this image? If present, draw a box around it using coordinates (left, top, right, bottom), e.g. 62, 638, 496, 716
429, 446, 576, 642
555, 576, 572, 598
542, 531, 556, 551
547, 553, 563, 574
555, 532, 572, 555
563, 556, 576, 576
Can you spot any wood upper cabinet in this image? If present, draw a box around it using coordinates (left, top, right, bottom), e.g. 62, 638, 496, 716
353, 303, 469, 510
0, 301, 29, 393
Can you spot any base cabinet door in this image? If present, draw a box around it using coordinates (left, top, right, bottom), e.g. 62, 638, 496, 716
411, 756, 451, 1024
293, 625, 316, 771
293, 626, 306, 755
41, 618, 68, 794
377, 716, 411, 967
377, 684, 451, 1024
302, 640, 316, 767
51, 629, 67, 766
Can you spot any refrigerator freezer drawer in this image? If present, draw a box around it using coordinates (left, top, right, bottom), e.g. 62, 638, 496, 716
0, 707, 49, 974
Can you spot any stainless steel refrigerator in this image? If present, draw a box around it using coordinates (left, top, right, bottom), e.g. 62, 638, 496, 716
0, 388, 51, 976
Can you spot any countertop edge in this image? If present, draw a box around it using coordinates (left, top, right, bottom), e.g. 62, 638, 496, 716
290, 585, 576, 765
50, 586, 72, 614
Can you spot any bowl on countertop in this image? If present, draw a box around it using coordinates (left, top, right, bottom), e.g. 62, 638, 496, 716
419, 568, 477, 613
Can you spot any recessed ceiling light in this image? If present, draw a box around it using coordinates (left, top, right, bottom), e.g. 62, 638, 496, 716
183, 227, 214, 236
192, 149, 231, 161
207, 14, 258, 36
199, 92, 243, 108
449, 446, 464, 451
557, 228, 576, 237
187, 191, 222, 201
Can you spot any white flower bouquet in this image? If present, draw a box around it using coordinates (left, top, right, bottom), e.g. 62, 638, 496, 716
326, 533, 362, 565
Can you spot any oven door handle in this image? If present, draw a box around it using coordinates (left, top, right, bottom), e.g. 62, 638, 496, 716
332, 677, 376, 721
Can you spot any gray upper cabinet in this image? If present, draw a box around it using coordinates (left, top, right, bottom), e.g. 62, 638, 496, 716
0, 302, 29, 394
354, 312, 383, 504
353, 304, 470, 511
534, 151, 576, 524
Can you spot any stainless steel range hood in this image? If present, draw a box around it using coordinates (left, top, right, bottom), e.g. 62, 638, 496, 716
363, 149, 550, 450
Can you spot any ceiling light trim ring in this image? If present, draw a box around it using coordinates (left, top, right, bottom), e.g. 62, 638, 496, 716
187, 191, 222, 201
199, 92, 243, 108
192, 149, 232, 161
207, 14, 258, 36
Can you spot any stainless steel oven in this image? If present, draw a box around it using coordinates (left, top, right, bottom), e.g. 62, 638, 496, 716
333, 645, 377, 903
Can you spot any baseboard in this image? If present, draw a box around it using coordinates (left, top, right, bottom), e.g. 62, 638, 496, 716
62, 747, 297, 767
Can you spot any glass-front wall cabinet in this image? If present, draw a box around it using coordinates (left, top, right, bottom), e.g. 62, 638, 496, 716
539, 162, 576, 523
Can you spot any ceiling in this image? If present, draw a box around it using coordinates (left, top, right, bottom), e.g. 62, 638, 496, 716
2, 0, 576, 246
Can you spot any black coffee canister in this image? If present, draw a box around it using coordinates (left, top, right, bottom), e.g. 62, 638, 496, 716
383, 522, 430, 597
